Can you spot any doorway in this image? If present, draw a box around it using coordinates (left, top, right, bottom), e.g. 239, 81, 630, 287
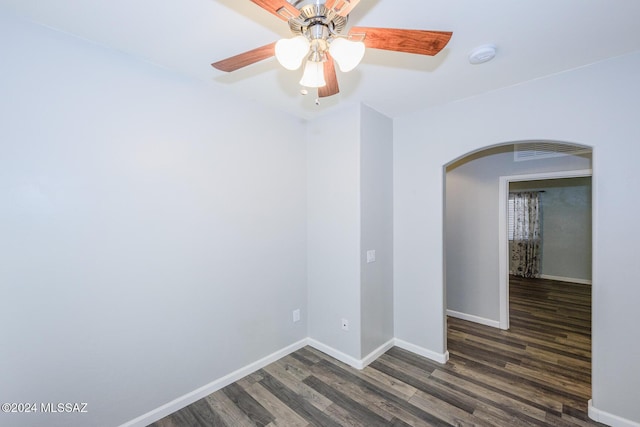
443, 141, 595, 421
497, 169, 593, 329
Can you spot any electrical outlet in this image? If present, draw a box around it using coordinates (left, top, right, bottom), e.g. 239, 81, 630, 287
293, 309, 301, 323
341, 318, 349, 331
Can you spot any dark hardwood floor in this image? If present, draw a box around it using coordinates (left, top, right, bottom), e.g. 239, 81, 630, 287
150, 276, 603, 426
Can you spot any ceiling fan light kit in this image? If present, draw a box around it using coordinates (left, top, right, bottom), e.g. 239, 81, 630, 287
300, 60, 327, 87
212, 0, 453, 99
329, 37, 365, 72
275, 35, 310, 70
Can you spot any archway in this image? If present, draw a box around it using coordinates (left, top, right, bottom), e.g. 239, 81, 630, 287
444, 140, 593, 330
443, 140, 594, 408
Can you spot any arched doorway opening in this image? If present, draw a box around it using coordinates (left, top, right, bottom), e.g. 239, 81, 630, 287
442, 140, 595, 421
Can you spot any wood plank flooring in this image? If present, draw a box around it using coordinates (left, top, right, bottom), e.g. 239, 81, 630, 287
150, 277, 604, 426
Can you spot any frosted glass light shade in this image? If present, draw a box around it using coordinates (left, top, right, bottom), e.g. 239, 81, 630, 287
275, 36, 310, 70
299, 61, 326, 88
329, 38, 365, 72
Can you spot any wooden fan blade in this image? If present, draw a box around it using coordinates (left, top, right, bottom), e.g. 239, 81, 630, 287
319, 54, 339, 98
325, 0, 360, 17
212, 42, 276, 72
250, 0, 300, 21
349, 27, 452, 56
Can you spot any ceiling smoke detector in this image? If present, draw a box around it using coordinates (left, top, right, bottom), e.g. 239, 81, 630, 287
468, 44, 497, 65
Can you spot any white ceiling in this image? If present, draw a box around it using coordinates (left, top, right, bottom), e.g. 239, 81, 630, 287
2, 0, 640, 120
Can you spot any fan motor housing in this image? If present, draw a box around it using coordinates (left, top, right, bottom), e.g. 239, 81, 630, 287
288, 2, 348, 37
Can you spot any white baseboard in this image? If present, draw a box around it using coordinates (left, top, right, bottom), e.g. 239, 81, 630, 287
121, 336, 450, 427
307, 338, 366, 369
447, 310, 501, 329
540, 274, 592, 285
361, 339, 396, 368
589, 399, 640, 427
119, 339, 308, 427
307, 338, 395, 370
308, 337, 449, 368
394, 339, 449, 364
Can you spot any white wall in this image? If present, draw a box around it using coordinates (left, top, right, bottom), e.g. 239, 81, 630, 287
445, 147, 592, 322
307, 104, 394, 362
307, 106, 362, 359
393, 131, 447, 358
360, 105, 394, 356
0, 13, 307, 427
395, 50, 640, 424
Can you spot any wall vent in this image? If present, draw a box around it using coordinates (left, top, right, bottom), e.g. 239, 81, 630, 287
514, 142, 589, 162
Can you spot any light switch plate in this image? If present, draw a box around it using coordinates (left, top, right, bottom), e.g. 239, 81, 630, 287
366, 250, 376, 263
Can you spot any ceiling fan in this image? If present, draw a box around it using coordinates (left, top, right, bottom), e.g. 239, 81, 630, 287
212, 0, 452, 98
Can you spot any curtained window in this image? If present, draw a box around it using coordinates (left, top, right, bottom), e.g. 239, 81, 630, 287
508, 191, 542, 278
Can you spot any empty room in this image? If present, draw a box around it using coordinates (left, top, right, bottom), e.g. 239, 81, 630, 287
1, 1, 639, 426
